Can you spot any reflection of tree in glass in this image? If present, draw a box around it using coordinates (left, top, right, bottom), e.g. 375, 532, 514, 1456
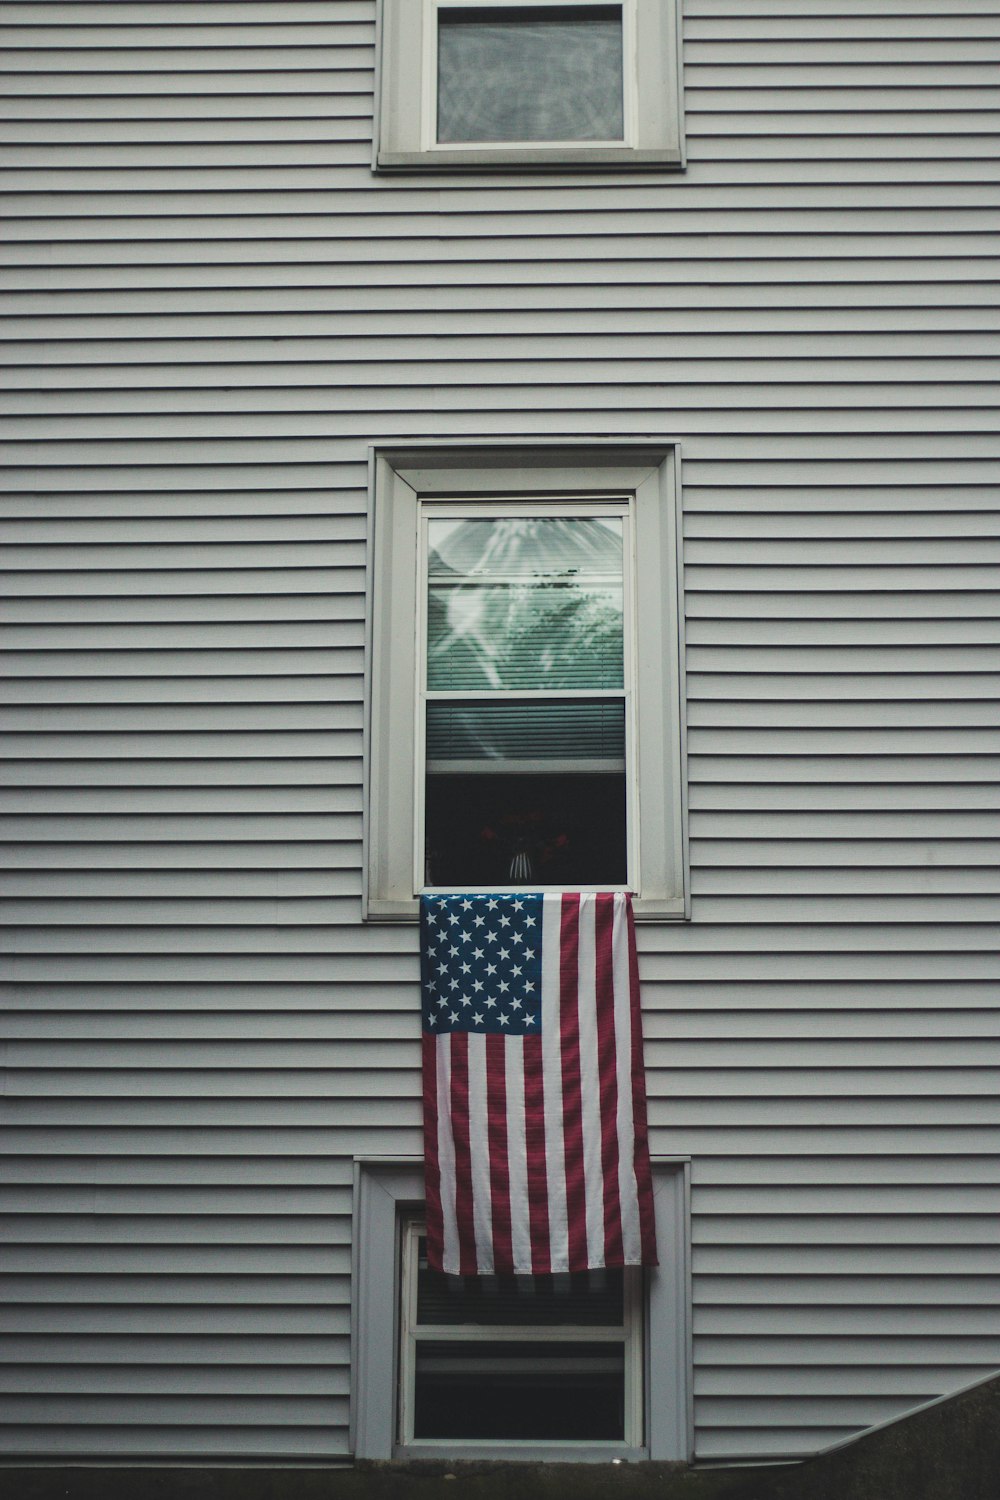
428, 517, 624, 692
494, 582, 622, 689
437, 15, 624, 145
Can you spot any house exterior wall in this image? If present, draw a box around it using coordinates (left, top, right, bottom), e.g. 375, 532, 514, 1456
1, 0, 998, 1465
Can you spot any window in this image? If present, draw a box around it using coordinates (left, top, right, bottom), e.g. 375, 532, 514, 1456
423, 505, 630, 889
365, 444, 687, 921
399, 1221, 643, 1445
351, 1158, 692, 1461
375, 0, 683, 171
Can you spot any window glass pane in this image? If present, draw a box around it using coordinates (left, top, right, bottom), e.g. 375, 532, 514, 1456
437, 6, 624, 144
427, 515, 624, 692
426, 698, 625, 766
424, 770, 627, 887
417, 1253, 625, 1329
414, 1340, 626, 1439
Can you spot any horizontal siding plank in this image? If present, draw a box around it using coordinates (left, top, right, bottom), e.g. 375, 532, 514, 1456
5, 303, 1000, 338
694, 1185, 1000, 1214
2, 364, 1000, 401
0, 4, 361, 21
695, 1430, 856, 1460
694, 1271, 1000, 1302
0, 1275, 349, 1306
4, 1008, 1000, 1043
0, 1214, 354, 1245
4, 1040, 1000, 1078
0, 1123, 991, 1162
0, 45, 373, 72
2, 236, 997, 267
6, 916, 999, 952
1, 1369, 347, 1399
0, 790, 359, 814
695, 1368, 990, 1398
689, 2, 1000, 14
0, 654, 364, 684
6, 1094, 1000, 1129
4, 979, 998, 1015
19, 143, 987, 174
0, 1393, 347, 1425
691, 867, 1000, 894
2, 382, 999, 419
0, 1305, 345, 1336
0, 843, 359, 868
0, 1431, 350, 1458
0, 895, 996, 928
0, 25, 368, 49
6, 337, 1000, 369
689, 750, 1000, 778
693, 1216, 1000, 1246
4, 951, 1000, 981
6, 1060, 998, 1098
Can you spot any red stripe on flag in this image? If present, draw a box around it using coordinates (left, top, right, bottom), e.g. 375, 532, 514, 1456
422, 1033, 444, 1274
522, 1032, 550, 1275
485, 1033, 513, 1275
559, 894, 588, 1273
449, 1032, 477, 1276
626, 895, 658, 1265
595, 892, 624, 1267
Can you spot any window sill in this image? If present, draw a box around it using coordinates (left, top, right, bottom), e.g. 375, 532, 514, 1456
394, 1441, 649, 1461
375, 146, 684, 173
364, 894, 689, 923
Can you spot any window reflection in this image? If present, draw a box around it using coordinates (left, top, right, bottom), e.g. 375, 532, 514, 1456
437, 6, 625, 144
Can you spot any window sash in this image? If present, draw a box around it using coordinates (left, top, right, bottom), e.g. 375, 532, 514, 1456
424, 0, 638, 151
398, 1220, 644, 1447
416, 499, 637, 895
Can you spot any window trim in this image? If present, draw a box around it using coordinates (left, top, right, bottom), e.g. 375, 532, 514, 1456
350, 1156, 693, 1462
374, 0, 684, 172
364, 442, 689, 923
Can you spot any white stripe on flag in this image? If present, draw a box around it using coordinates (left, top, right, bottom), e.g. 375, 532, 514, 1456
466, 1032, 493, 1273
576, 893, 606, 1268
505, 1035, 532, 1275
435, 1036, 460, 1275
612, 893, 642, 1264
540, 894, 568, 1273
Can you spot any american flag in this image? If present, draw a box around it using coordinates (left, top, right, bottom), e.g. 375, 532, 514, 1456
421, 891, 657, 1277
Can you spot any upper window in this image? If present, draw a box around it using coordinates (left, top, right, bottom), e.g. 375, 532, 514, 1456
375, 0, 683, 171
365, 444, 687, 921
424, 505, 630, 889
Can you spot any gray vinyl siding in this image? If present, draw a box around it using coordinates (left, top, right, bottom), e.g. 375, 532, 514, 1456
1, 0, 998, 1465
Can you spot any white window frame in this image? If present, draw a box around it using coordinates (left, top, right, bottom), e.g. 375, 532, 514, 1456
350, 1157, 693, 1462
397, 1218, 644, 1449
374, 0, 684, 172
364, 442, 688, 923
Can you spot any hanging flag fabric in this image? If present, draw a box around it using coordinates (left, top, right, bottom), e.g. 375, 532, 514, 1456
421, 890, 657, 1277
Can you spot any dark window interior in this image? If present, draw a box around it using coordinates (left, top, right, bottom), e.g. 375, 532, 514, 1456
412, 1239, 630, 1441
424, 771, 627, 887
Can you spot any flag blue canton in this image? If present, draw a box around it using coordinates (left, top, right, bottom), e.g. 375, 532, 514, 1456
420, 894, 544, 1036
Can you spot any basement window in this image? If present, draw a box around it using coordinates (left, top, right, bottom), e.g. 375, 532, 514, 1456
399, 1221, 643, 1445
351, 1158, 693, 1461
